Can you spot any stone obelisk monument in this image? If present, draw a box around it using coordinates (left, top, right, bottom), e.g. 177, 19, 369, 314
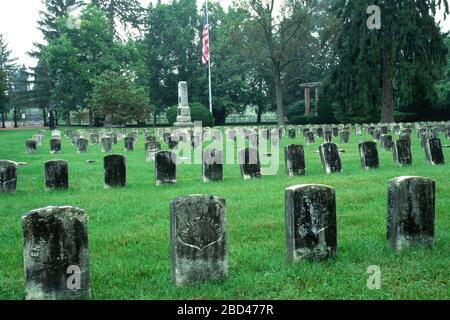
174, 82, 193, 127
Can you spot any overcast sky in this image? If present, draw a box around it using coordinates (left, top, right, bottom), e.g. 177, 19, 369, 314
0, 0, 449, 69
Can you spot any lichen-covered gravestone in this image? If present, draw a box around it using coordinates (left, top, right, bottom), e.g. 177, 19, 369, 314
44, 160, 69, 191
285, 184, 337, 262
145, 141, 161, 162
22, 206, 90, 300
26, 140, 37, 154
89, 133, 99, 145
0, 160, 17, 193
202, 149, 223, 183
155, 151, 176, 185
77, 138, 88, 153
379, 134, 393, 151
50, 138, 61, 154
305, 131, 315, 145
319, 143, 342, 174
238, 147, 262, 179
170, 195, 227, 286
387, 176, 435, 251
324, 131, 332, 143
339, 130, 350, 144
104, 155, 126, 188
393, 140, 412, 166
101, 137, 112, 153
358, 141, 379, 169
124, 137, 134, 152
288, 128, 296, 139
284, 144, 306, 176
424, 138, 445, 165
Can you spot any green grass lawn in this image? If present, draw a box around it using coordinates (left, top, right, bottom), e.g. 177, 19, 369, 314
0, 127, 449, 300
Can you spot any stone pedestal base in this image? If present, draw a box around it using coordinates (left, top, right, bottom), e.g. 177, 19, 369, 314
174, 121, 194, 128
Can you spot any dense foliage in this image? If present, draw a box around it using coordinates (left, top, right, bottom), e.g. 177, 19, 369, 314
3, 0, 450, 126
166, 102, 213, 127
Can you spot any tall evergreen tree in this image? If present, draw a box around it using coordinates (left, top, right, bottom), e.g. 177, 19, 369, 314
0, 34, 17, 81
30, 60, 52, 111
0, 67, 9, 127
10, 65, 31, 113
38, 0, 82, 42
327, 0, 449, 123
42, 4, 120, 125
91, 0, 144, 39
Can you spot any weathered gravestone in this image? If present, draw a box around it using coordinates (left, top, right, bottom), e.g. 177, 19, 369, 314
419, 131, 431, 149
124, 137, 134, 152
305, 131, 315, 145
145, 141, 161, 162
155, 151, 176, 185
324, 130, 332, 143
163, 132, 171, 145
424, 138, 445, 165
89, 133, 99, 145
0, 160, 17, 193
393, 140, 412, 166
101, 137, 112, 153
358, 141, 379, 169
332, 127, 339, 137
316, 127, 324, 138
65, 129, 72, 139
44, 160, 69, 191
379, 134, 393, 151
238, 147, 262, 179
170, 195, 227, 286
319, 143, 342, 174
288, 128, 296, 139
71, 133, 80, 146
202, 149, 223, 183
104, 155, 126, 188
77, 138, 88, 153
111, 133, 118, 145
249, 133, 259, 148
387, 176, 435, 251
168, 135, 180, 150
339, 130, 350, 144
26, 140, 37, 154
399, 131, 411, 147
32, 135, 42, 147
285, 144, 306, 176
372, 128, 381, 142
285, 184, 337, 262
50, 139, 61, 154
22, 206, 90, 300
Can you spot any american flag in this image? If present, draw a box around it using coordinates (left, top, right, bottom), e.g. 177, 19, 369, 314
201, 6, 210, 65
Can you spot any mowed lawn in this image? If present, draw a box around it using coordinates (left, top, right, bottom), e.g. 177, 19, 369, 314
0, 127, 449, 300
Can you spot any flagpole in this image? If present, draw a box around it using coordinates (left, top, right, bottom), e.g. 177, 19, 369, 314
206, 0, 213, 117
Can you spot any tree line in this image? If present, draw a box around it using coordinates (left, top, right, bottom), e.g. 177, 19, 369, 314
1, 0, 450, 128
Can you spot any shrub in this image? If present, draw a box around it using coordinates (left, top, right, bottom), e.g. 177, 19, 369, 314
285, 100, 306, 122
166, 102, 214, 127
289, 115, 320, 125
393, 112, 421, 123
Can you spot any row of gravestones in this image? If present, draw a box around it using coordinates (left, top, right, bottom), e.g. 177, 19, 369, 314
2, 137, 445, 193
20, 175, 436, 299
22, 121, 449, 156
